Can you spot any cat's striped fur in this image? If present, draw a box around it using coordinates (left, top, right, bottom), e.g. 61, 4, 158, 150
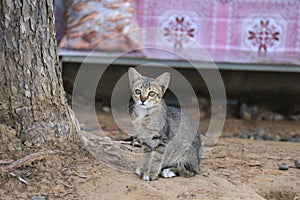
128, 67, 201, 181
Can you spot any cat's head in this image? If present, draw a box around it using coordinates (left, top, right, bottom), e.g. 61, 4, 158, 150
128, 67, 170, 108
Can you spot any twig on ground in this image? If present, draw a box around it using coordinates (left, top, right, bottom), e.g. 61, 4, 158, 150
0, 160, 14, 165
8, 171, 28, 185
2, 150, 63, 171
57, 180, 73, 188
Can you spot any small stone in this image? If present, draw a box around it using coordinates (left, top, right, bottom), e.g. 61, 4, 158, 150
273, 114, 284, 121
222, 135, 233, 138
238, 103, 257, 120
254, 129, 264, 140
25, 90, 31, 98
294, 159, 300, 169
249, 161, 262, 167
278, 163, 289, 170
30, 196, 46, 200
256, 129, 265, 136
292, 135, 300, 143
262, 134, 271, 141
254, 135, 263, 140
126, 185, 137, 192
182, 192, 190, 198
273, 134, 282, 141
202, 172, 209, 177
263, 114, 284, 121
239, 133, 250, 139
53, 192, 60, 197
102, 106, 111, 113
289, 114, 300, 121
240, 112, 252, 121
79, 172, 87, 179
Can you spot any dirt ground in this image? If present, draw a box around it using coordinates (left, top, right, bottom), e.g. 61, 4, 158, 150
0, 107, 300, 200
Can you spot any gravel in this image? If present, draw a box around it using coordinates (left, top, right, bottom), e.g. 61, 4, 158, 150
278, 163, 289, 170
294, 159, 300, 169
30, 197, 46, 200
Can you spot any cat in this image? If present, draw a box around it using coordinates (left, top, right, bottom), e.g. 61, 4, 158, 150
128, 67, 201, 181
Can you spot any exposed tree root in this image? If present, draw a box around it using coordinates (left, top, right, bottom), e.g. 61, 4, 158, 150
1, 150, 63, 171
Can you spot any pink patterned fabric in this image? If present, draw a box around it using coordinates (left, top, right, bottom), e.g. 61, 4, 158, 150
135, 0, 300, 64
162, 15, 197, 49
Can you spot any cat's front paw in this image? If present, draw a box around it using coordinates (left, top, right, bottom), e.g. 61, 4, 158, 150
142, 172, 158, 181
161, 168, 176, 178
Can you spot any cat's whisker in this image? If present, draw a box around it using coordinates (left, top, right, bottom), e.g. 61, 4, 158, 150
112, 101, 135, 113
127, 101, 136, 112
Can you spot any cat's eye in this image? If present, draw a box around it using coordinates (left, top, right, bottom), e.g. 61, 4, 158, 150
135, 89, 141, 95
148, 91, 156, 97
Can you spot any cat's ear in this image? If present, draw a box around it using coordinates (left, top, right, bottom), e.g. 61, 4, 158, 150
128, 67, 142, 89
155, 72, 171, 94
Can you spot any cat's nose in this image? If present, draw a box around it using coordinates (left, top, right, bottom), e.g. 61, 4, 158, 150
140, 97, 147, 104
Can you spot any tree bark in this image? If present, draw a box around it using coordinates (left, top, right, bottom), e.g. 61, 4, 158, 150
0, 0, 80, 146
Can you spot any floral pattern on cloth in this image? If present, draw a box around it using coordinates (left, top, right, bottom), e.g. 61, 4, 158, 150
162, 15, 196, 48
135, 0, 300, 54
245, 18, 282, 52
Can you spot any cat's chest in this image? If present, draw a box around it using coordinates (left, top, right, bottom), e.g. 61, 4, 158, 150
134, 106, 148, 119
132, 106, 149, 125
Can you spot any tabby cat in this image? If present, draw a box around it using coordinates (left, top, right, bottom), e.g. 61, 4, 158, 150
128, 67, 201, 181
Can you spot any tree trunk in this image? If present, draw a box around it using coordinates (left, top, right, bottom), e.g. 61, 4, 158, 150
0, 0, 80, 146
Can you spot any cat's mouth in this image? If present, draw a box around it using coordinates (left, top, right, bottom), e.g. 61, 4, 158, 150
138, 102, 153, 109
139, 101, 147, 106
136, 101, 156, 109
135, 102, 147, 108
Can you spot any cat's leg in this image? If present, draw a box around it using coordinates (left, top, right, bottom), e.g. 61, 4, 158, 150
166, 162, 197, 178
178, 141, 201, 177
177, 167, 197, 177
142, 144, 166, 181
169, 148, 200, 178
136, 145, 151, 177
161, 164, 196, 178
